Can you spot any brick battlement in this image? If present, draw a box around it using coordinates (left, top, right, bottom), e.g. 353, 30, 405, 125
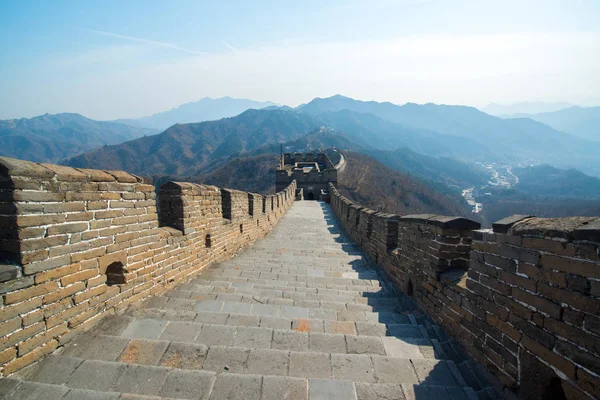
329, 183, 600, 399
0, 156, 296, 375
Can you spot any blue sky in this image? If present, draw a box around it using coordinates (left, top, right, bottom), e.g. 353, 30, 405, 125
1, 0, 599, 119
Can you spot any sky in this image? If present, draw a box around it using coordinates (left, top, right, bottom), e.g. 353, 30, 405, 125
1, 0, 599, 120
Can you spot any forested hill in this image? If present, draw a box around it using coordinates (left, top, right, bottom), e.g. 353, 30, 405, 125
335, 152, 472, 217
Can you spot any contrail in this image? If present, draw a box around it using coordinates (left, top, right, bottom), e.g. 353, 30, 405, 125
86, 29, 209, 55
222, 40, 240, 53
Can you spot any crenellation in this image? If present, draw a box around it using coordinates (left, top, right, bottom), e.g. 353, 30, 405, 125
0, 155, 297, 375
329, 181, 600, 399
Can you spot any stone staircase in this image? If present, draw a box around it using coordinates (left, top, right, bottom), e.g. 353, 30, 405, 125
0, 202, 501, 399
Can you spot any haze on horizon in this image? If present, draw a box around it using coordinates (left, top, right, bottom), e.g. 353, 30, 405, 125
1, 0, 599, 120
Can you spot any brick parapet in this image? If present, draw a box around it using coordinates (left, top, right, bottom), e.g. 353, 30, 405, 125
329, 183, 600, 399
0, 156, 296, 375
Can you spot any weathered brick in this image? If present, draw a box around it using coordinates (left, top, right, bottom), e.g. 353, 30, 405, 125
21, 236, 69, 252
42, 282, 86, 305
70, 248, 106, 263
35, 263, 80, 284
2, 339, 58, 375
4, 281, 58, 305
512, 287, 561, 319
60, 269, 98, 286
16, 214, 65, 228
17, 323, 68, 356
537, 282, 600, 315
521, 336, 576, 379
0, 321, 45, 350
22, 255, 71, 275
47, 222, 89, 235
13, 191, 65, 202
541, 254, 599, 279
73, 285, 107, 304
0, 317, 22, 337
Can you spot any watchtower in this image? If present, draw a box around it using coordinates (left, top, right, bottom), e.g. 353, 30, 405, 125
275, 152, 337, 200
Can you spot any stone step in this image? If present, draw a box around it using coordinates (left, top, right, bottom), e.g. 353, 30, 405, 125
183, 278, 400, 297
4, 368, 481, 400
164, 288, 406, 312
209, 263, 378, 276
125, 309, 439, 343
53, 334, 467, 385
144, 297, 418, 325
192, 273, 385, 288
91, 318, 439, 357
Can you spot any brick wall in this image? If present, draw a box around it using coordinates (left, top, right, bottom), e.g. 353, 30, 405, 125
329, 183, 600, 399
0, 156, 296, 375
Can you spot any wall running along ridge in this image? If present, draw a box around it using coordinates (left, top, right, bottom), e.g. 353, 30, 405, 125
329, 183, 600, 400
0, 156, 296, 375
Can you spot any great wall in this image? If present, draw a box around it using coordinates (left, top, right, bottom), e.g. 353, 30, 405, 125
0, 153, 598, 399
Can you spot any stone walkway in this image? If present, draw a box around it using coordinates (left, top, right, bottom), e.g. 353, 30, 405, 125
1, 202, 499, 399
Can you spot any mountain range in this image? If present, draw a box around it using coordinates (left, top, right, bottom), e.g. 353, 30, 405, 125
115, 97, 277, 130
482, 102, 573, 116
0, 113, 157, 163
501, 106, 600, 141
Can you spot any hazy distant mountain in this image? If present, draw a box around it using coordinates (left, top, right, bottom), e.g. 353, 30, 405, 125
482, 102, 573, 116
67, 109, 318, 176
513, 165, 600, 198
0, 113, 157, 163
116, 97, 278, 130
503, 106, 600, 141
297, 95, 600, 175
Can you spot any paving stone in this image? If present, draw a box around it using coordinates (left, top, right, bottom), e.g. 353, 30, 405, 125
402, 384, 455, 400
382, 337, 424, 359
355, 322, 387, 337
113, 364, 169, 396
63, 334, 130, 361
222, 301, 252, 313
121, 319, 167, 340
261, 376, 308, 400
203, 346, 250, 373
227, 313, 260, 327
411, 359, 458, 386
194, 300, 224, 313
309, 308, 337, 320
66, 360, 127, 391
325, 320, 356, 335
279, 305, 309, 319
272, 330, 309, 351
251, 303, 279, 316
292, 318, 324, 333
309, 332, 347, 354
346, 335, 385, 355
196, 324, 236, 346
194, 311, 230, 325
118, 339, 169, 365
0, 379, 20, 397
234, 326, 273, 349
18, 355, 82, 384
159, 342, 208, 369
355, 383, 406, 399
209, 373, 262, 400
161, 309, 197, 321
260, 316, 291, 329
93, 315, 134, 336
372, 356, 419, 384
388, 325, 423, 339
158, 321, 202, 342
159, 369, 216, 399
289, 352, 332, 378
62, 389, 121, 400
247, 348, 289, 375
332, 354, 376, 383
309, 378, 357, 400
2, 381, 69, 400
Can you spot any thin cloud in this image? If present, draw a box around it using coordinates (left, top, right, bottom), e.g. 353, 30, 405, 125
222, 41, 240, 53
86, 29, 209, 55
